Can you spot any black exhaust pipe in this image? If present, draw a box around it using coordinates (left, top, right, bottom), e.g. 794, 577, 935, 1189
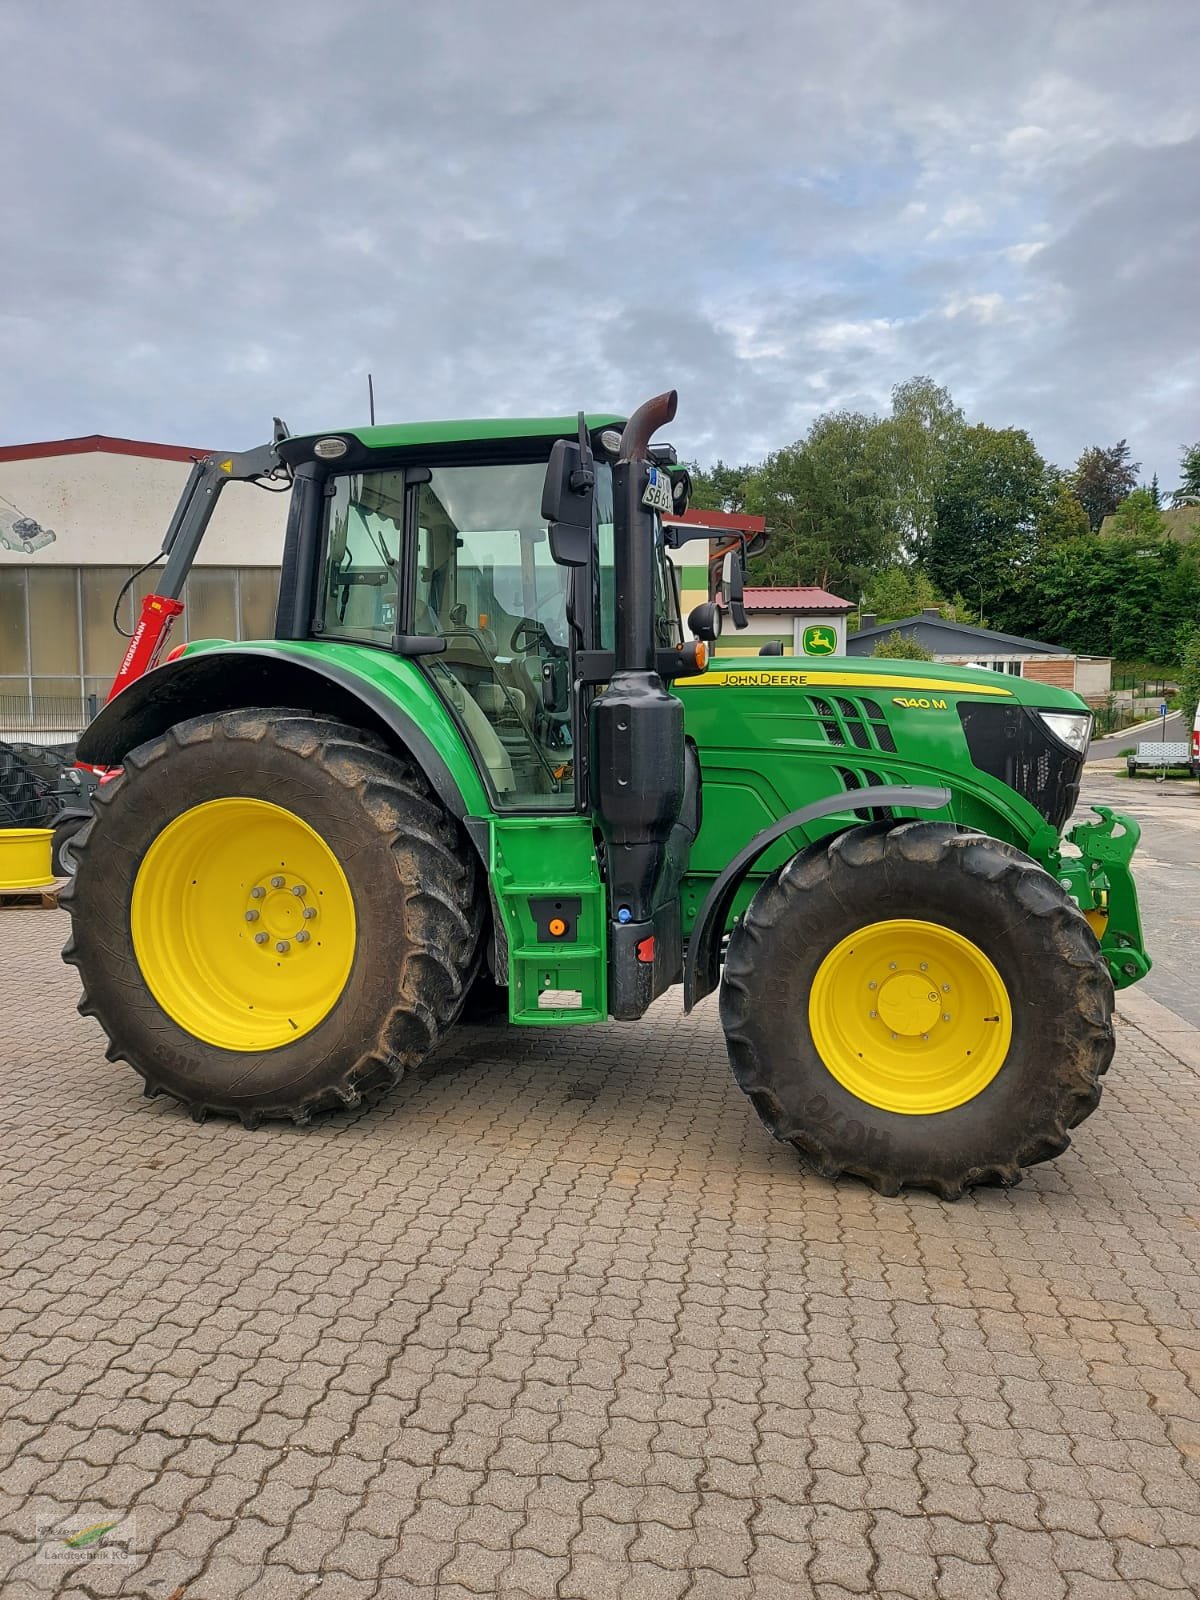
591, 389, 689, 1019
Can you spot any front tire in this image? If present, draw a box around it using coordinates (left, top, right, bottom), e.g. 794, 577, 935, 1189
63, 710, 482, 1125
720, 822, 1114, 1199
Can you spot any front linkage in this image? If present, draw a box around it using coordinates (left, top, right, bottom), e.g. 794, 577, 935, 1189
1034, 806, 1150, 988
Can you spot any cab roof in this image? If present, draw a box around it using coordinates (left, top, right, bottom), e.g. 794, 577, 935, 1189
279, 413, 625, 465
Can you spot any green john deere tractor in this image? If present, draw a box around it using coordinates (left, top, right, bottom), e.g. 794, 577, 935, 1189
63, 391, 1149, 1198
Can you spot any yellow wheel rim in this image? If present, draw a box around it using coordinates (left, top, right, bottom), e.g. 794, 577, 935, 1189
131, 798, 356, 1052
808, 918, 1012, 1115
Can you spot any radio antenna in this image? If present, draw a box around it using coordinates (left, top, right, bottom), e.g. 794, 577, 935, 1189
367, 372, 376, 426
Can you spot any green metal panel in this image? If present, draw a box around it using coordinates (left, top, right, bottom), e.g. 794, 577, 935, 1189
294, 414, 625, 454
674, 656, 1088, 935
485, 817, 607, 1024
188, 636, 495, 815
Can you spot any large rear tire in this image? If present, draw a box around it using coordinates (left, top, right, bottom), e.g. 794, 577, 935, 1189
63, 710, 482, 1125
720, 821, 1114, 1199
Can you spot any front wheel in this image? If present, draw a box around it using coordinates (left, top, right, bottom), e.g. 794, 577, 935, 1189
63, 710, 482, 1125
720, 822, 1115, 1199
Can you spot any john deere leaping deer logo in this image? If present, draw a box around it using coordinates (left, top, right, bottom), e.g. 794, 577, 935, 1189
801, 624, 837, 656
0, 493, 57, 555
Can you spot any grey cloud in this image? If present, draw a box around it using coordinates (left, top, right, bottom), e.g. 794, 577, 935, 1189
1, 0, 1195, 486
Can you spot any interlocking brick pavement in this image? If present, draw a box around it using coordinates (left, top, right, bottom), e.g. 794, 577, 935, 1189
2, 907, 1200, 1598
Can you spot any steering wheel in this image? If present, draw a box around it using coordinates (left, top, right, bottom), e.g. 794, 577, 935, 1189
510, 618, 553, 654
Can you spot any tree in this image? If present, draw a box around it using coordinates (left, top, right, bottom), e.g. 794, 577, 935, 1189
1172, 442, 1200, 506
1178, 626, 1200, 724
1037, 477, 1090, 546
1108, 488, 1166, 542
688, 459, 753, 514
1001, 536, 1200, 663
1071, 440, 1140, 530
859, 564, 942, 624
929, 425, 1050, 610
872, 629, 934, 660
1149, 473, 1161, 508
886, 376, 964, 565
742, 410, 902, 594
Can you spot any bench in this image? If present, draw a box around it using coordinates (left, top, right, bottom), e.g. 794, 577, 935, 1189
1126, 741, 1197, 777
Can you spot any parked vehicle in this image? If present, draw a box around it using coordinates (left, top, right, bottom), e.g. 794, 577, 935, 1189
63, 392, 1149, 1197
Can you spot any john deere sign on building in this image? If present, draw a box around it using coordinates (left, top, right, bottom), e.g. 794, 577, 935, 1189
801, 623, 839, 656
714, 587, 853, 658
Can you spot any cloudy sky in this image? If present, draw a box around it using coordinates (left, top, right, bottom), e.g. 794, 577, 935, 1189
2, 0, 1196, 485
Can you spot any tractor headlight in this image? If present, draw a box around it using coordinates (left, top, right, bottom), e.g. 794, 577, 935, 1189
1037, 710, 1093, 756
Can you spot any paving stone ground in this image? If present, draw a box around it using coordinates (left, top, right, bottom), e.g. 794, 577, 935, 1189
2, 906, 1200, 1599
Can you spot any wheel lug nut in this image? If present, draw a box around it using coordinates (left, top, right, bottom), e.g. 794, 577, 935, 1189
250, 886, 265, 900
891, 1031, 899, 1040
254, 932, 268, 945
291, 884, 307, 897
295, 930, 310, 944
276, 940, 290, 953
867, 980, 877, 990
921, 1033, 929, 1041
919, 962, 928, 971
942, 984, 951, 993
943, 1013, 952, 1022
889, 962, 897, 971
271, 876, 285, 889
302, 906, 317, 920
245, 910, 259, 923
869, 1010, 877, 1019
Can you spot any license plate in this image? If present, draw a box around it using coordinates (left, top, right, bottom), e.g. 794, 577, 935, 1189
642, 465, 673, 514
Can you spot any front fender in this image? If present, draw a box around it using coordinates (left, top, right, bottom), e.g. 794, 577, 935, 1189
682, 784, 951, 1012
76, 642, 492, 822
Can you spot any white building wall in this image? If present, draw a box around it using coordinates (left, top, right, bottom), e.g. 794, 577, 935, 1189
0, 450, 288, 568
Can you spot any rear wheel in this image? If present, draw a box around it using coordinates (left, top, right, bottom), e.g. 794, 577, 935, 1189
63, 710, 482, 1124
720, 821, 1114, 1198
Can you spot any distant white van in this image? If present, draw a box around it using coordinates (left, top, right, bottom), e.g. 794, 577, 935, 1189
1193, 700, 1200, 770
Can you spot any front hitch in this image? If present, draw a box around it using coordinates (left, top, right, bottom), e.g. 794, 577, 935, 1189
1058, 806, 1151, 988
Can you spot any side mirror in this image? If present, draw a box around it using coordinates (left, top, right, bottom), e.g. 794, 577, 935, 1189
725, 548, 747, 630
542, 437, 593, 567
688, 601, 723, 642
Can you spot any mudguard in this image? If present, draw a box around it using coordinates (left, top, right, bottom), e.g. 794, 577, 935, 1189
683, 784, 950, 1011
75, 643, 487, 823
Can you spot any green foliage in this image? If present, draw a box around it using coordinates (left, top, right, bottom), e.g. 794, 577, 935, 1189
688, 459, 752, 514
994, 535, 1200, 663
684, 381, 1190, 670
871, 629, 935, 660
1173, 442, 1200, 506
1038, 478, 1090, 545
887, 376, 964, 565
1149, 473, 1161, 508
929, 425, 1050, 606
742, 410, 902, 594
1178, 627, 1200, 725
859, 564, 942, 624
1071, 440, 1140, 530
1108, 488, 1167, 541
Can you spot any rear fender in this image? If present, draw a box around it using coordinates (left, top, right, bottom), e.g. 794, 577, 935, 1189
75, 645, 487, 824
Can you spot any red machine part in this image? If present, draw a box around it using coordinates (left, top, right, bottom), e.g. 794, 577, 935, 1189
106, 594, 185, 704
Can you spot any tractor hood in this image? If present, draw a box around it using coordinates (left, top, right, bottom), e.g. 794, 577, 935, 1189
674, 653, 1088, 713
